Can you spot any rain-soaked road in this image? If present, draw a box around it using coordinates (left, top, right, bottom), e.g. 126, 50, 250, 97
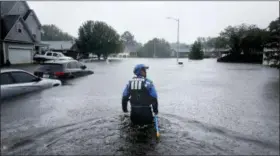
1, 58, 279, 155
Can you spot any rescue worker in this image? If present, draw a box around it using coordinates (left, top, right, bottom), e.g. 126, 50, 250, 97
122, 64, 159, 125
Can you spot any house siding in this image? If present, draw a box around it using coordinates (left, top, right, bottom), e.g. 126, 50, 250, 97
5, 20, 33, 43
25, 12, 41, 42
8, 1, 28, 17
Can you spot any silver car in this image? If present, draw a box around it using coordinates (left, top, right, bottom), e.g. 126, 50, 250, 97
0, 69, 61, 100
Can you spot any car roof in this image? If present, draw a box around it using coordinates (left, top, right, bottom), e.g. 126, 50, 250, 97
0, 68, 30, 73
43, 59, 77, 64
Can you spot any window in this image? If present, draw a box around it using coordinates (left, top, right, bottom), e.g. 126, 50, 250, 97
10, 72, 37, 83
72, 62, 80, 68
53, 53, 58, 57
67, 62, 78, 69
46, 53, 52, 56
66, 62, 72, 69
37, 64, 63, 72
77, 62, 83, 68
0, 73, 14, 85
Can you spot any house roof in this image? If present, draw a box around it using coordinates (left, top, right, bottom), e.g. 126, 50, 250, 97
1, 15, 36, 42
23, 9, 32, 20
0, 1, 17, 15
41, 41, 75, 50
23, 9, 42, 27
1, 15, 20, 39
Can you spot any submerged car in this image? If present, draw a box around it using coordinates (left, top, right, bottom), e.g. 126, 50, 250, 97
33, 60, 94, 80
0, 69, 61, 100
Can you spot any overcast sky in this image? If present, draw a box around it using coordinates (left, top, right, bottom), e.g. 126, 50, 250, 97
28, 1, 279, 44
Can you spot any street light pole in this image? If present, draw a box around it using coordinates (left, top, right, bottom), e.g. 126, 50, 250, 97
167, 17, 182, 64
177, 19, 180, 63
153, 39, 156, 58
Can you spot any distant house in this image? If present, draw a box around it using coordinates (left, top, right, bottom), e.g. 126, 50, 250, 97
41, 40, 78, 59
1, 1, 44, 65
170, 44, 191, 58
123, 44, 141, 57
203, 48, 230, 58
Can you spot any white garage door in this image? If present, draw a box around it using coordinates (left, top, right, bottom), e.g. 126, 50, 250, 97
8, 48, 33, 64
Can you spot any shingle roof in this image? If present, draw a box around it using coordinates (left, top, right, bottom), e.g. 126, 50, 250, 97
23, 9, 32, 20
1, 15, 20, 39
0, 1, 17, 15
41, 41, 75, 50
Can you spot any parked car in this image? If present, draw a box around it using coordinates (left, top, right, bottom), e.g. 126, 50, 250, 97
33, 51, 73, 63
33, 60, 94, 80
0, 69, 61, 100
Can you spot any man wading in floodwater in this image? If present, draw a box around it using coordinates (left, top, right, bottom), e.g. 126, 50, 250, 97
122, 64, 159, 126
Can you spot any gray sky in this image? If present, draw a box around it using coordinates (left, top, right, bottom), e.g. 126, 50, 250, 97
28, 1, 279, 44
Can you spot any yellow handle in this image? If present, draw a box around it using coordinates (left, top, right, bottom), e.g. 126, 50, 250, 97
156, 132, 160, 138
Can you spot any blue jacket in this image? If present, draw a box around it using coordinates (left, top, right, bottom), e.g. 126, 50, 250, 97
122, 76, 158, 114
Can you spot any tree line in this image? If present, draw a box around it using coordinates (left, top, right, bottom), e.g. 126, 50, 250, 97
190, 17, 279, 61
41, 17, 279, 62
41, 24, 74, 41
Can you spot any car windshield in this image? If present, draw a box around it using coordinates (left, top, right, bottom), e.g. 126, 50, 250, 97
36, 64, 64, 72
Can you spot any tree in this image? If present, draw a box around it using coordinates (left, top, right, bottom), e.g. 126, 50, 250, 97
121, 31, 142, 53
76, 20, 124, 60
41, 24, 74, 41
265, 17, 279, 49
189, 40, 204, 60
121, 31, 135, 45
264, 17, 280, 67
138, 38, 172, 58
240, 27, 269, 55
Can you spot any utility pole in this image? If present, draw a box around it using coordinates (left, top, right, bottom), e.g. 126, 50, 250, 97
153, 39, 156, 58
177, 19, 180, 63
167, 17, 182, 64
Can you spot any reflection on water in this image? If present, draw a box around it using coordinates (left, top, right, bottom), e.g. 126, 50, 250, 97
1, 59, 279, 155
1, 113, 279, 155
118, 115, 158, 156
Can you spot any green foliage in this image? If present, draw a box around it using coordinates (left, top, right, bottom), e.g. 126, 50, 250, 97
121, 31, 142, 52
76, 20, 124, 59
263, 17, 280, 67
189, 40, 204, 60
41, 24, 74, 41
138, 38, 172, 58
265, 17, 280, 49
217, 24, 271, 55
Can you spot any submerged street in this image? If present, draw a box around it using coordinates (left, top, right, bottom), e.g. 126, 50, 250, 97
1, 59, 279, 155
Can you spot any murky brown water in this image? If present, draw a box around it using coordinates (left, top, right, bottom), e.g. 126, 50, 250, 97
1, 59, 279, 155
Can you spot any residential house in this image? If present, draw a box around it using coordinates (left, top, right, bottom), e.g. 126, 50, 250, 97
203, 48, 230, 58
1, 1, 43, 65
171, 44, 191, 58
122, 44, 140, 57
41, 40, 78, 59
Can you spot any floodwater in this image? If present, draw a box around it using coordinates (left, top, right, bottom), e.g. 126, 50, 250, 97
1, 58, 279, 155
